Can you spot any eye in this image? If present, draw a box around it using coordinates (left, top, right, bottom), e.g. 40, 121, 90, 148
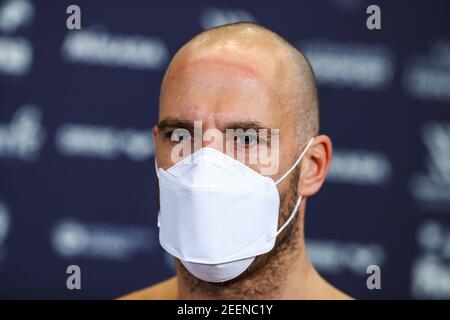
169, 129, 191, 142
237, 134, 257, 146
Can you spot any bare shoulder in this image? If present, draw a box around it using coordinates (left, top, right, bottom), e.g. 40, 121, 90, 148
117, 277, 178, 300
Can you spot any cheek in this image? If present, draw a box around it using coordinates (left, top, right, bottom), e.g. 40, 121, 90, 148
280, 170, 300, 209
155, 137, 176, 168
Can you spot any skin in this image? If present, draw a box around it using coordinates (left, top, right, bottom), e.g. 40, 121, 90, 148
120, 23, 351, 300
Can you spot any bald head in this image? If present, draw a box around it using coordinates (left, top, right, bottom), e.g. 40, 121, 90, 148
160, 22, 319, 142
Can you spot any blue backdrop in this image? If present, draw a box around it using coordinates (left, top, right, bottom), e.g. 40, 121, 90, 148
0, 0, 450, 299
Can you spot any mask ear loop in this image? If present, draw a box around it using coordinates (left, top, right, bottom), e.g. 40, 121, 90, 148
154, 157, 160, 179
272, 137, 314, 238
273, 196, 302, 238
275, 137, 314, 185
154, 156, 161, 227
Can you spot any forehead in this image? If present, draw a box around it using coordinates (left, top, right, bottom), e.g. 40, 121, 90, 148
159, 56, 287, 128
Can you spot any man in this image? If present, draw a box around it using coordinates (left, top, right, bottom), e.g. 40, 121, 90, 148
120, 22, 351, 300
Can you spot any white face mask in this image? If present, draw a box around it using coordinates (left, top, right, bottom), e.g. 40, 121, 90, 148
155, 137, 314, 282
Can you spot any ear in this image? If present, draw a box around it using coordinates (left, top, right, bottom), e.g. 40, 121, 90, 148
152, 125, 159, 161
298, 135, 332, 197
152, 125, 158, 140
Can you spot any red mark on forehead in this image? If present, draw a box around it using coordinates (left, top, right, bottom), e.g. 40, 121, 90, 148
175, 56, 261, 80
165, 55, 283, 112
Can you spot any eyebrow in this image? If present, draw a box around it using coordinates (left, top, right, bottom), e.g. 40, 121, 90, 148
157, 118, 195, 131
157, 117, 272, 132
225, 120, 271, 132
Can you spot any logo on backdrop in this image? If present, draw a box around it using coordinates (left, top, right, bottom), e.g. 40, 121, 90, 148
55, 123, 154, 161
0, 0, 33, 33
409, 122, 450, 211
307, 239, 386, 276
0, 0, 34, 77
403, 40, 450, 102
61, 26, 169, 70
0, 105, 45, 161
411, 220, 450, 299
327, 149, 392, 185
51, 219, 155, 260
299, 40, 394, 90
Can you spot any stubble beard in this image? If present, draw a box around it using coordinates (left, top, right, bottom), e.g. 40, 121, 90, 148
157, 169, 304, 299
